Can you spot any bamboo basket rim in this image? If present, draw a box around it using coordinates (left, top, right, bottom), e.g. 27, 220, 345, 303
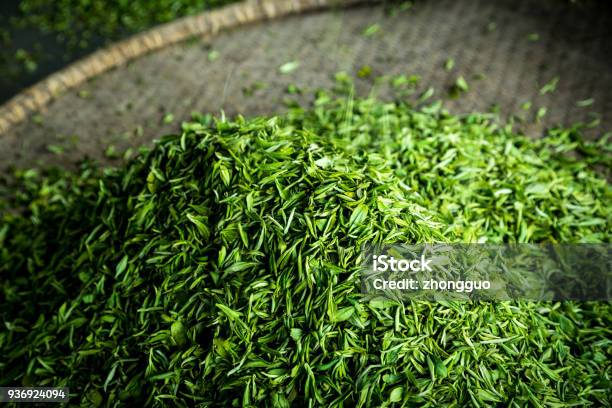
0, 0, 369, 136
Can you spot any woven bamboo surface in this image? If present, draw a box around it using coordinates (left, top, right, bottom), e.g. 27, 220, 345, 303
0, 0, 360, 135
0, 0, 610, 170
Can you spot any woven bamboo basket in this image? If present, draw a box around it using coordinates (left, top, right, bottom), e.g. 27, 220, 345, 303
0, 0, 609, 169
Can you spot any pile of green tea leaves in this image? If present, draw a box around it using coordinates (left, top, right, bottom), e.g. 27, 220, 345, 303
12, 0, 237, 47
0, 92, 610, 406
